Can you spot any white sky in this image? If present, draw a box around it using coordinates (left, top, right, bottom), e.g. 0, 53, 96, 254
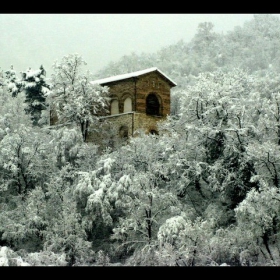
0, 14, 277, 76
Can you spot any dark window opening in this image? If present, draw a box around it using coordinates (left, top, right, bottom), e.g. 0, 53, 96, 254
146, 93, 160, 116
149, 129, 159, 135
119, 125, 129, 140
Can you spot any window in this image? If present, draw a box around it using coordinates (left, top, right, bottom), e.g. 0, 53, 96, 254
146, 93, 160, 116
123, 97, 132, 113
110, 99, 119, 115
149, 129, 159, 135
119, 125, 129, 140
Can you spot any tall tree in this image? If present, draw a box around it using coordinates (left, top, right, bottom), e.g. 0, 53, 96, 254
21, 65, 50, 126
4, 65, 22, 97
50, 53, 110, 142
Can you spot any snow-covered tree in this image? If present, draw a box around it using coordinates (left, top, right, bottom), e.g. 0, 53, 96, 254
21, 65, 50, 126
50, 53, 110, 142
4, 65, 22, 97
235, 180, 280, 264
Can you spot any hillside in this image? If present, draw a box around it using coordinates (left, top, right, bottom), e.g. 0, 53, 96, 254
0, 14, 280, 266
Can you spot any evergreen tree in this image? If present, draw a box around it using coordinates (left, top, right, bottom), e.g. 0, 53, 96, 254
21, 65, 50, 126
4, 65, 22, 97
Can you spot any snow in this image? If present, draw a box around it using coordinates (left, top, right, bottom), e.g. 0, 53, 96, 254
0, 257, 8, 266
25, 69, 42, 78
91, 67, 177, 86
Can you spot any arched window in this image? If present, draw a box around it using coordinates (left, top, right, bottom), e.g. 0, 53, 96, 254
110, 99, 119, 115
146, 93, 160, 116
119, 125, 129, 140
124, 97, 132, 113
149, 129, 159, 135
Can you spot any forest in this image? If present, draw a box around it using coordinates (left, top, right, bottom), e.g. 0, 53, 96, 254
1, 14, 280, 266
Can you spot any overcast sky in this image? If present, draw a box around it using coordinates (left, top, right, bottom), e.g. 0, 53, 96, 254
0, 14, 276, 76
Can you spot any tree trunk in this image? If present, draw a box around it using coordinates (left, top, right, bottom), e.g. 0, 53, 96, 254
145, 209, 152, 243
80, 120, 89, 142
262, 232, 274, 263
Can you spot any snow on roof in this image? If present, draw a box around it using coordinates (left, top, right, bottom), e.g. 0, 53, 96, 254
91, 67, 177, 86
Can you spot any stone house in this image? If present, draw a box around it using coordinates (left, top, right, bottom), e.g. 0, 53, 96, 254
86, 67, 177, 147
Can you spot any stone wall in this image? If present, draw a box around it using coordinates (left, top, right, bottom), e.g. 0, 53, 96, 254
134, 72, 171, 116
133, 113, 166, 134
86, 112, 168, 150
86, 113, 134, 149
103, 71, 171, 117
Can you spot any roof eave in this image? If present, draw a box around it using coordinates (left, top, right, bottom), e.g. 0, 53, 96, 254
91, 67, 177, 87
